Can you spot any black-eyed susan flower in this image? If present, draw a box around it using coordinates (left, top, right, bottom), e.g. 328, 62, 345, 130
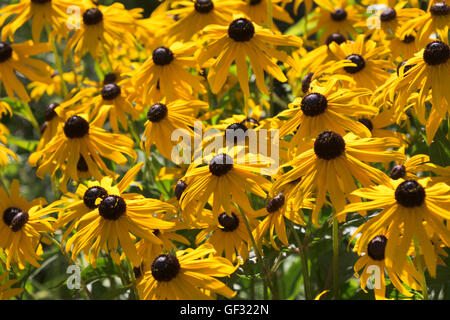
273, 131, 405, 226
354, 0, 423, 41
328, 34, 393, 90
195, 204, 255, 263
278, 79, 377, 149
399, 1, 449, 46
0, 0, 68, 43
0, 40, 51, 102
134, 217, 191, 273
337, 178, 450, 278
198, 17, 302, 97
166, 0, 243, 41
0, 273, 23, 300
356, 108, 409, 147
0, 180, 59, 270
252, 191, 311, 250
307, 0, 363, 44
64, 163, 177, 267
389, 154, 432, 180
241, 0, 294, 29
180, 148, 272, 217
64, 2, 140, 60
28, 70, 76, 101
392, 40, 450, 143
132, 42, 206, 104
141, 99, 208, 161
137, 244, 237, 300
353, 234, 421, 300
28, 109, 137, 191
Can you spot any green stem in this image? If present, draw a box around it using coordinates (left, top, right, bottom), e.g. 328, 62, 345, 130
236, 205, 278, 300
290, 222, 312, 300
23, 102, 41, 135
332, 217, 340, 300
45, 23, 68, 99
413, 235, 428, 300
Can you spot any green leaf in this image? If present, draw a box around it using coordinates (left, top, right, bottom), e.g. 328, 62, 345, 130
7, 135, 38, 152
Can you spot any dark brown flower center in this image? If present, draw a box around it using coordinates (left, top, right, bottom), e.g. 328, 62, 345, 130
83, 186, 108, 209
151, 254, 180, 282
228, 18, 255, 42
63, 116, 89, 139
103, 73, 117, 85
240, 117, 260, 129
423, 41, 450, 66
395, 180, 426, 207
390, 164, 406, 180
330, 8, 347, 21
380, 7, 397, 22
344, 54, 366, 74
0, 42, 13, 63
209, 154, 233, 176
194, 0, 214, 13
402, 34, 415, 44
430, 2, 449, 16
266, 193, 285, 213
250, 0, 262, 4
367, 235, 387, 261
174, 180, 187, 200
301, 93, 328, 117
358, 118, 373, 132
101, 83, 121, 100
325, 33, 346, 46
83, 8, 103, 25
147, 103, 168, 122
152, 47, 174, 66
301, 72, 314, 93
314, 131, 346, 160
3, 207, 29, 232
218, 212, 239, 232
31, 0, 51, 3
226, 122, 248, 144
98, 195, 127, 220
45, 103, 59, 122
396, 60, 415, 76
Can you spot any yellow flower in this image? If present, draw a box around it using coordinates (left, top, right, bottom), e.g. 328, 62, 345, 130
199, 16, 302, 97
29, 109, 137, 191
138, 244, 237, 300
0, 40, 51, 102
64, 163, 177, 267
0, 0, 69, 43
0, 180, 59, 270
274, 131, 405, 226
337, 178, 450, 278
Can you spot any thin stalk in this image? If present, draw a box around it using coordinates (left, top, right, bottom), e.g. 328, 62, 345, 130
332, 217, 339, 300
236, 205, 278, 299
23, 102, 41, 135
45, 23, 68, 98
413, 235, 428, 300
42, 234, 95, 300
290, 222, 312, 300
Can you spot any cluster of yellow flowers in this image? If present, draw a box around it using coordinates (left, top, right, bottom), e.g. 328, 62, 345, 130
0, 0, 449, 300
